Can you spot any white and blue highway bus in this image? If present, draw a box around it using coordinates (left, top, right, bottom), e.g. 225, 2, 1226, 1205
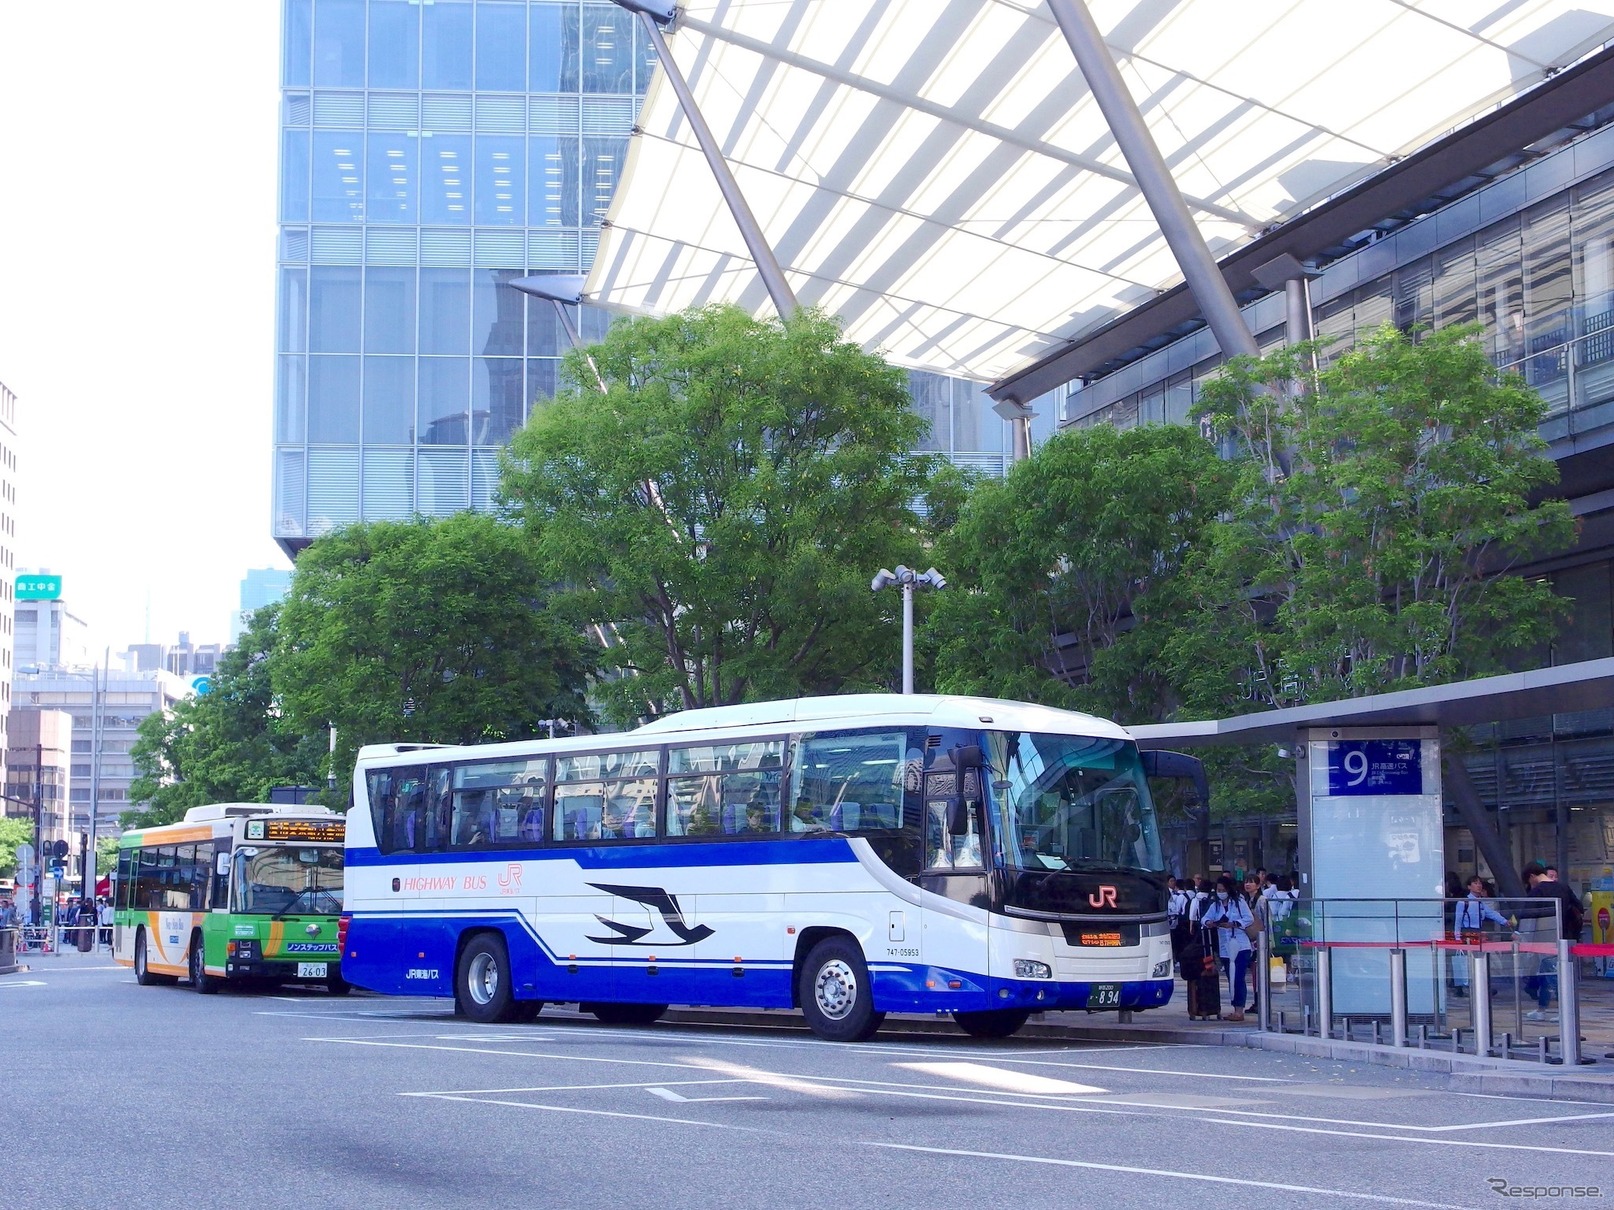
340, 694, 1200, 1041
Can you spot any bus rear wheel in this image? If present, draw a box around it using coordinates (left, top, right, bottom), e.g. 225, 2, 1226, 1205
799, 937, 884, 1042
134, 929, 177, 987
456, 933, 518, 1024
188, 933, 222, 994
952, 1008, 1030, 1038
588, 1003, 667, 1026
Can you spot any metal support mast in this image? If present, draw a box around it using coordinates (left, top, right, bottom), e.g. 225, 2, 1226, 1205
1046, 0, 1257, 362
616, 0, 798, 318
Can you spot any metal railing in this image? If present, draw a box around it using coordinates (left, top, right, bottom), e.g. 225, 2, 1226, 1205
1254, 896, 1602, 1066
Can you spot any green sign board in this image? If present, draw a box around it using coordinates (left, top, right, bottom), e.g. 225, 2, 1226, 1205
15, 574, 62, 600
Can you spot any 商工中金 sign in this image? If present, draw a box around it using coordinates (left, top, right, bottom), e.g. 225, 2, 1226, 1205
15, 574, 62, 600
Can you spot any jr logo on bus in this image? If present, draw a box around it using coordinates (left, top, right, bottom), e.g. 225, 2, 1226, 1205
1088, 885, 1118, 909
585, 883, 714, 946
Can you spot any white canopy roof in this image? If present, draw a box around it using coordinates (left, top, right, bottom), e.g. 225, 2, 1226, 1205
585, 0, 1614, 384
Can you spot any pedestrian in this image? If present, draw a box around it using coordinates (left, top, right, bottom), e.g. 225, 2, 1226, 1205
1451, 875, 1510, 998
1166, 876, 1192, 958
1199, 874, 1255, 1022
97, 896, 113, 947
1516, 862, 1584, 1022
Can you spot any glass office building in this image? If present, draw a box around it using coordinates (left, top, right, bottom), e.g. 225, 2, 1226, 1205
274, 0, 653, 553
274, 0, 1039, 555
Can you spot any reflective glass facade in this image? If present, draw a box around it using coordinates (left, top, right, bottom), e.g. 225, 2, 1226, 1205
274, 0, 649, 545
275, 1, 1044, 551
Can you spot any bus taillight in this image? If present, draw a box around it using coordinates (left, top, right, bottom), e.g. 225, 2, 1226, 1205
338, 913, 351, 955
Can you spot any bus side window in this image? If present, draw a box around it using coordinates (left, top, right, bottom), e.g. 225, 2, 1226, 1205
194, 842, 214, 911
212, 844, 230, 910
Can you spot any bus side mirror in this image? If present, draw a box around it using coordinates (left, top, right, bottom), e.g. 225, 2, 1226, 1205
954, 745, 984, 771
1140, 750, 1209, 816
216, 853, 230, 876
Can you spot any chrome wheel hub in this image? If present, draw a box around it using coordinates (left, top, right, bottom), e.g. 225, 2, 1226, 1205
814, 959, 857, 1020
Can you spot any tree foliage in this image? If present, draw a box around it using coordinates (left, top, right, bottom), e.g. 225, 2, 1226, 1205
0, 816, 32, 877
126, 604, 327, 828
273, 513, 596, 783
1165, 323, 1576, 717
500, 304, 950, 724
929, 423, 1234, 720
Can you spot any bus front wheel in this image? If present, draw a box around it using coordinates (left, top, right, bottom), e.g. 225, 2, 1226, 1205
952, 1008, 1030, 1038
134, 929, 177, 987
799, 937, 884, 1042
456, 933, 517, 1024
188, 933, 222, 994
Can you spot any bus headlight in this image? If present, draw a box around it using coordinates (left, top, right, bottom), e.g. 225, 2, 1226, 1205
1152, 958, 1172, 979
1014, 959, 1052, 980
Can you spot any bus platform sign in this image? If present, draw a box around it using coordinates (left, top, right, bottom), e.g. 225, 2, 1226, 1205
15, 574, 62, 600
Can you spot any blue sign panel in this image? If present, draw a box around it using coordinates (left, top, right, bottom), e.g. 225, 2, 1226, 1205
1326, 740, 1423, 796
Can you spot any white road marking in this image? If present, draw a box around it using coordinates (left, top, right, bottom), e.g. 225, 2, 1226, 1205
645, 1087, 767, 1104
405, 1091, 761, 1130
868, 1142, 1472, 1208
0, 980, 46, 988
893, 1061, 1106, 1096
1215, 1116, 1614, 1157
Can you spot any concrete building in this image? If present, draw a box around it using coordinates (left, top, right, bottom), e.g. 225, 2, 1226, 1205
4, 707, 73, 863
13, 666, 190, 839
122, 633, 229, 680
13, 573, 90, 672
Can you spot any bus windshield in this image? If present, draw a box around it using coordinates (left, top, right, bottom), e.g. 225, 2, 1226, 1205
234, 846, 345, 916
986, 731, 1162, 873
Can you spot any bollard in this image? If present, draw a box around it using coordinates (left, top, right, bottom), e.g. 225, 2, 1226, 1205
1389, 947, 1408, 1048
1316, 946, 1333, 1041
1256, 908, 1271, 1032
1473, 950, 1492, 1059
1372, 1019, 1382, 1046
1451, 1027, 1462, 1054
1416, 1023, 1427, 1049
1558, 938, 1582, 1067
1278, 1010, 1288, 1035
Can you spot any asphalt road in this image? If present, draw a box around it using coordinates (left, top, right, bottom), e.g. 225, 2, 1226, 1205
5, 962, 1612, 1209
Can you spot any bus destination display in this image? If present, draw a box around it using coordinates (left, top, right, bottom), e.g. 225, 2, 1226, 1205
262, 819, 346, 843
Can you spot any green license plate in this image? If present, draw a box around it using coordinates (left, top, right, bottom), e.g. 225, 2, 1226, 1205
1088, 983, 1121, 1008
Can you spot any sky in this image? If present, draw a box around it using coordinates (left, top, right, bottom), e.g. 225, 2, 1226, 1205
0, 4, 287, 653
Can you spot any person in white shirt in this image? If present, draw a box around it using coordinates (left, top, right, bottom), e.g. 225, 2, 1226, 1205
1198, 874, 1255, 1021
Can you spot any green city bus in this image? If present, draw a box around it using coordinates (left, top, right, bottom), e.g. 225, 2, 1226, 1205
113, 803, 347, 994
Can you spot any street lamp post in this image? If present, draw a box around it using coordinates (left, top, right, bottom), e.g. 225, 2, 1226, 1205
871, 566, 946, 694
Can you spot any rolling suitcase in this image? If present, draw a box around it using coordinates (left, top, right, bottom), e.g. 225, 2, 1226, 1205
1193, 928, 1221, 1020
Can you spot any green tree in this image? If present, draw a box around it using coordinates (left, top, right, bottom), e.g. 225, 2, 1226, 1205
500, 304, 948, 724
1175, 325, 1574, 712
126, 604, 327, 827
0, 816, 32, 878
1169, 324, 1577, 882
929, 423, 1234, 721
274, 513, 596, 783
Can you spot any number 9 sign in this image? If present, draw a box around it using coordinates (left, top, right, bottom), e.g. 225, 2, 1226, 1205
1326, 740, 1423, 796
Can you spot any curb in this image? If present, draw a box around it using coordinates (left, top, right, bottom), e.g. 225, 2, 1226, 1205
658, 1006, 1614, 1102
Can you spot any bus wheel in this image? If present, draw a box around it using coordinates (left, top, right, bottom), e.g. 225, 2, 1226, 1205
326, 973, 352, 996
188, 933, 222, 994
951, 1008, 1030, 1039
456, 933, 517, 1024
134, 929, 177, 987
799, 937, 884, 1042
590, 1003, 666, 1026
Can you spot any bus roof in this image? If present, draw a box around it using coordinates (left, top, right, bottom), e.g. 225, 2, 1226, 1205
120, 802, 342, 844
354, 694, 1131, 768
